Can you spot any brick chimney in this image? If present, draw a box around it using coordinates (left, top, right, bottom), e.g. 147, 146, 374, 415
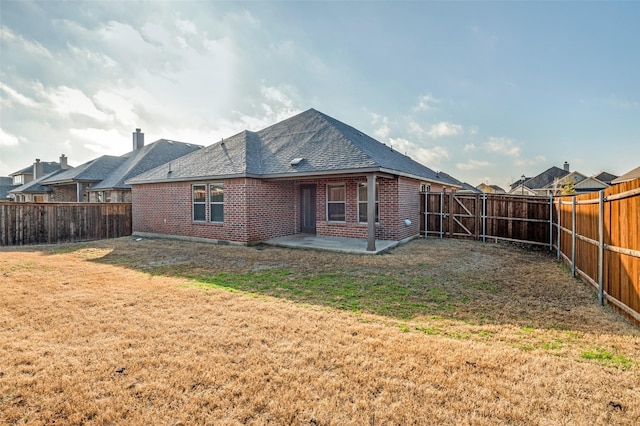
563, 161, 570, 172
60, 154, 69, 170
133, 128, 144, 150
33, 159, 44, 179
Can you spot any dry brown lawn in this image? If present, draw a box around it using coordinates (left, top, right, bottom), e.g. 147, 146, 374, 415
1, 237, 639, 425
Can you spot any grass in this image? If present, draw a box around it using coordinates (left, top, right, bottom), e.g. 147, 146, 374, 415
1, 237, 639, 425
188, 268, 458, 319
581, 348, 634, 369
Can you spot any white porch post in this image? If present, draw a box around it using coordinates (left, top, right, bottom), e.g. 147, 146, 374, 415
367, 174, 376, 251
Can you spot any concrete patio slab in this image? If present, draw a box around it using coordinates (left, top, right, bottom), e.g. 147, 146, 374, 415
264, 234, 399, 254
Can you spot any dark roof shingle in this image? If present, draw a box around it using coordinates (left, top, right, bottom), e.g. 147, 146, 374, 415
128, 109, 458, 186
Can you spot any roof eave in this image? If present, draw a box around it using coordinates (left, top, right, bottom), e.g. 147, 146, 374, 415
126, 173, 257, 185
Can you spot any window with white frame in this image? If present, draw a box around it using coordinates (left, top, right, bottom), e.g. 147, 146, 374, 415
193, 184, 206, 221
327, 183, 346, 222
209, 183, 224, 222
358, 182, 379, 223
193, 183, 224, 222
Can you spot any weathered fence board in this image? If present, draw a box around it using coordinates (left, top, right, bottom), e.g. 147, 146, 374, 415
0, 203, 132, 246
422, 193, 553, 247
422, 181, 639, 326
554, 178, 639, 325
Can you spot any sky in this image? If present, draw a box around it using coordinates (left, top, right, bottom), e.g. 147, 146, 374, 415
1, 1, 639, 190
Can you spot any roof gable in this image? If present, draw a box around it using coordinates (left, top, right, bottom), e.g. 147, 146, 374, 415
128, 109, 456, 186
10, 161, 61, 177
10, 169, 70, 194
90, 139, 203, 190
524, 166, 569, 189
611, 166, 640, 184
42, 155, 127, 184
594, 171, 617, 185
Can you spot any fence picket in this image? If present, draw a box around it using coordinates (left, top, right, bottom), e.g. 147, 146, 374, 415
0, 203, 132, 246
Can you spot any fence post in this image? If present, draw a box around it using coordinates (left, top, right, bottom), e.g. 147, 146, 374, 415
549, 196, 553, 251
571, 196, 576, 277
439, 192, 444, 239
556, 198, 561, 260
482, 193, 486, 243
424, 192, 428, 238
598, 190, 604, 306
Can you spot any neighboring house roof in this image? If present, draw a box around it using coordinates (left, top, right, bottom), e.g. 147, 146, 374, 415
594, 171, 617, 185
541, 171, 587, 190
523, 166, 569, 190
90, 139, 203, 190
611, 166, 640, 184
128, 109, 460, 187
9, 169, 71, 194
10, 162, 61, 177
0, 177, 17, 199
42, 155, 128, 184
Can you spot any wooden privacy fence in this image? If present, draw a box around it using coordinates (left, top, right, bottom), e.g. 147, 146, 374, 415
554, 178, 640, 325
421, 179, 640, 325
421, 192, 553, 247
0, 202, 132, 246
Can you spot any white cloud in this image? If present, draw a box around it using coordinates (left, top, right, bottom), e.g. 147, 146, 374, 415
414, 94, 440, 111
370, 113, 390, 140
0, 128, 24, 147
456, 159, 491, 170
0, 82, 39, 108
515, 155, 547, 167
37, 85, 108, 121
427, 121, 463, 138
0, 26, 52, 58
69, 128, 128, 156
389, 137, 448, 166
464, 143, 477, 152
93, 90, 139, 127
484, 136, 521, 157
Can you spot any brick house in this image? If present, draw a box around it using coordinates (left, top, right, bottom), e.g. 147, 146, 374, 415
41, 130, 202, 202
8, 156, 70, 202
127, 109, 460, 250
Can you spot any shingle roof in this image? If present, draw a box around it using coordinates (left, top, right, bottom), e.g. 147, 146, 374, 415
611, 166, 640, 184
523, 166, 569, 190
9, 169, 70, 194
90, 139, 202, 190
42, 155, 128, 184
0, 177, 17, 199
594, 171, 617, 184
128, 109, 459, 187
10, 162, 61, 177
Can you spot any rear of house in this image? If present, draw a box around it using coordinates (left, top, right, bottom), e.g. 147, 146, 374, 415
128, 109, 460, 246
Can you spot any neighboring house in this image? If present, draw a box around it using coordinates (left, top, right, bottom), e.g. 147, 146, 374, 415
611, 166, 640, 185
0, 177, 16, 201
41, 129, 203, 202
127, 108, 462, 248
476, 183, 506, 194
594, 171, 618, 186
508, 162, 615, 196
7, 156, 69, 202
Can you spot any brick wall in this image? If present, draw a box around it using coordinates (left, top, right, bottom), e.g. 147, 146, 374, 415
50, 184, 80, 202
132, 174, 427, 244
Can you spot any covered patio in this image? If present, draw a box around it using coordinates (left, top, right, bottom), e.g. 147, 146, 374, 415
264, 234, 401, 255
